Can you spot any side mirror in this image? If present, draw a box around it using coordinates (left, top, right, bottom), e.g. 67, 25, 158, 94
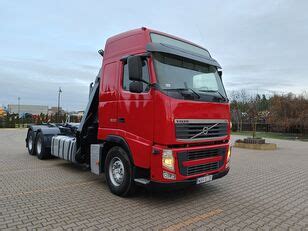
128, 56, 143, 81
129, 81, 143, 93
218, 70, 222, 79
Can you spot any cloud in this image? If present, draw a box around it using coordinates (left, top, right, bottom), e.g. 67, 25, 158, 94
0, 0, 308, 110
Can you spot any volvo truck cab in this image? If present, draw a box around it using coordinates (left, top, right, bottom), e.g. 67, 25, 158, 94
26, 27, 231, 197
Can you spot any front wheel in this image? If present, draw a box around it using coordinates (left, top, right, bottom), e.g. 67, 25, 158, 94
104, 146, 135, 197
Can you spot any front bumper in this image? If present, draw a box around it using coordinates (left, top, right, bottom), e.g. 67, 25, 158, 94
150, 142, 230, 183
141, 168, 229, 190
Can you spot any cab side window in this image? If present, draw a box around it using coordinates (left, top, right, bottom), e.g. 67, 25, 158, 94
122, 59, 150, 92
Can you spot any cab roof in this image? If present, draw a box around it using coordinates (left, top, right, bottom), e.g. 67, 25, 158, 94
103, 27, 210, 62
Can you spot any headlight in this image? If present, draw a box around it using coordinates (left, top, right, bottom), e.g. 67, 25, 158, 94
162, 149, 174, 171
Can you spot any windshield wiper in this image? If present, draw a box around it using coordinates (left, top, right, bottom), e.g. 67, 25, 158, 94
165, 88, 200, 99
184, 88, 201, 99
198, 89, 228, 102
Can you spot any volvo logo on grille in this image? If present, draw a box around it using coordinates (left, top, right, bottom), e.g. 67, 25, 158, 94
202, 126, 210, 135
190, 123, 219, 139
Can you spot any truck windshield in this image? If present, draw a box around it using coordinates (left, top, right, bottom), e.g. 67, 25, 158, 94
153, 53, 228, 103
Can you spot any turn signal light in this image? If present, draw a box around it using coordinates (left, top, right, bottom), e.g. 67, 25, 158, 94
226, 146, 231, 168
163, 171, 176, 180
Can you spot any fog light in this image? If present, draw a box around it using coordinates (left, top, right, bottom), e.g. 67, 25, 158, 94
162, 149, 174, 171
163, 171, 176, 180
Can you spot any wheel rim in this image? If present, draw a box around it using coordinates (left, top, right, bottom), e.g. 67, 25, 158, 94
36, 137, 42, 154
28, 135, 33, 151
109, 157, 125, 187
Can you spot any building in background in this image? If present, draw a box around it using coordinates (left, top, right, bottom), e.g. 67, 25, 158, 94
48, 106, 65, 116
0, 107, 7, 118
69, 110, 84, 118
76, 111, 84, 118
8, 104, 48, 115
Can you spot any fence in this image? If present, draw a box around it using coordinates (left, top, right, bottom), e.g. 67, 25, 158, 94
232, 123, 308, 135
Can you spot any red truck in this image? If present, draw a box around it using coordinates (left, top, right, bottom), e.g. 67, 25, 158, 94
25, 27, 231, 196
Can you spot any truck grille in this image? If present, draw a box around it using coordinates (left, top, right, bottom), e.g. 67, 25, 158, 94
178, 147, 226, 176
187, 162, 219, 175
188, 148, 221, 160
175, 119, 228, 141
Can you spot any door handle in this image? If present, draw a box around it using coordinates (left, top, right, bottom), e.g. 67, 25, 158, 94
118, 118, 125, 123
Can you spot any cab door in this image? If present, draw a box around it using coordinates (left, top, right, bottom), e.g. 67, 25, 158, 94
98, 61, 118, 139
117, 58, 154, 168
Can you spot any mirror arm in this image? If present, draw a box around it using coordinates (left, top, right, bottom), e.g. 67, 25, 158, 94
218, 70, 223, 79
149, 83, 161, 90
121, 52, 151, 62
140, 79, 149, 85
138, 80, 160, 90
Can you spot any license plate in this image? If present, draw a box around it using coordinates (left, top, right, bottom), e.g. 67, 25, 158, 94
196, 175, 213, 184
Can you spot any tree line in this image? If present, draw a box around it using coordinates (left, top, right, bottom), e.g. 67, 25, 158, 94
0, 113, 81, 128
230, 90, 308, 136
1, 91, 308, 136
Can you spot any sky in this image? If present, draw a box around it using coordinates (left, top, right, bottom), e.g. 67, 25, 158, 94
1, 0, 308, 111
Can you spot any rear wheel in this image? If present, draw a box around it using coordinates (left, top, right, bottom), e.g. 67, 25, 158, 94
104, 146, 135, 197
27, 130, 36, 155
35, 132, 51, 160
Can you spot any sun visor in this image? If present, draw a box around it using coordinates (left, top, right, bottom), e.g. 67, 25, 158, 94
146, 42, 221, 68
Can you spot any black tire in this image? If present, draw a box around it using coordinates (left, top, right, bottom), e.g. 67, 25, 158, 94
35, 132, 51, 160
27, 130, 36, 155
104, 146, 135, 197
